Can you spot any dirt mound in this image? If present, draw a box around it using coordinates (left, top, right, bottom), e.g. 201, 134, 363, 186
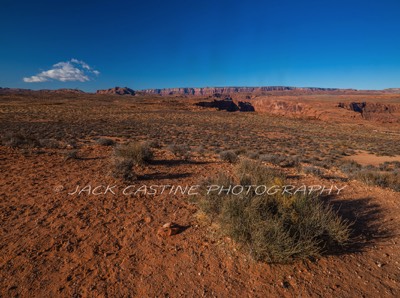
96, 87, 136, 96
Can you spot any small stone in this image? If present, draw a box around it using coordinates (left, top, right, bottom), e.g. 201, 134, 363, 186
157, 222, 182, 238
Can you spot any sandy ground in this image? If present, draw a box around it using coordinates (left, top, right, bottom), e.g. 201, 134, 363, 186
344, 151, 400, 167
1, 145, 399, 297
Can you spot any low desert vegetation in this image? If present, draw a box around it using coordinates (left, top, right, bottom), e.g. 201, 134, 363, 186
338, 159, 400, 192
110, 141, 153, 181
113, 141, 153, 165
111, 158, 135, 181
96, 137, 115, 146
195, 159, 351, 263
303, 166, 325, 178
1, 132, 40, 148
219, 150, 239, 163
63, 149, 79, 161
168, 143, 191, 160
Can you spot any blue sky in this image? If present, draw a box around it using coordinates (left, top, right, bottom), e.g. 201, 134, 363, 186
1, 0, 399, 91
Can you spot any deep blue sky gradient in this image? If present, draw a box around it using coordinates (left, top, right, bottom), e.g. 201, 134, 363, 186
1, 0, 400, 91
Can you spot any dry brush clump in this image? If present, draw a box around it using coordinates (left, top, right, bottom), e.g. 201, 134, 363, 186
113, 141, 153, 165
338, 160, 400, 192
219, 150, 239, 163
96, 137, 115, 146
195, 159, 351, 263
1, 132, 40, 148
111, 141, 153, 181
168, 143, 191, 160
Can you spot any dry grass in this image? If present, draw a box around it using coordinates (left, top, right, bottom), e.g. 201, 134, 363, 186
113, 142, 153, 165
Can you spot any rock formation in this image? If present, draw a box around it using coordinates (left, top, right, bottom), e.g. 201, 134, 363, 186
338, 102, 399, 122
195, 99, 255, 112
96, 87, 135, 96
142, 86, 347, 96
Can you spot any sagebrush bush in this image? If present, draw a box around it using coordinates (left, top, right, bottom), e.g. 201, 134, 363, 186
1, 133, 39, 148
168, 143, 190, 160
39, 138, 62, 149
64, 149, 79, 161
220, 150, 239, 163
146, 139, 162, 149
303, 166, 325, 177
114, 142, 153, 165
111, 158, 135, 181
196, 159, 351, 263
235, 159, 285, 186
96, 138, 115, 146
353, 170, 400, 191
338, 160, 362, 175
338, 160, 400, 192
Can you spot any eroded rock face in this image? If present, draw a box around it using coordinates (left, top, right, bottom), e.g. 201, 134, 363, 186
251, 99, 315, 116
143, 86, 343, 96
238, 101, 255, 112
338, 102, 399, 122
195, 99, 255, 112
96, 87, 135, 95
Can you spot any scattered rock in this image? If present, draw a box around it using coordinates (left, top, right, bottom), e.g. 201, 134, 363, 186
157, 222, 182, 237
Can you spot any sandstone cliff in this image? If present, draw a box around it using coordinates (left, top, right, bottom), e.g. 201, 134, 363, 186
141, 86, 348, 96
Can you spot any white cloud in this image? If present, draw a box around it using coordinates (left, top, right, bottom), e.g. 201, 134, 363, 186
23, 59, 100, 83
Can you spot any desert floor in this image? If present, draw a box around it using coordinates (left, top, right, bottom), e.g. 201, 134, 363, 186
1, 91, 400, 297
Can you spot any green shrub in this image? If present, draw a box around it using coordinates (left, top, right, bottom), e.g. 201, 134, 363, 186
196, 159, 351, 263
235, 159, 285, 186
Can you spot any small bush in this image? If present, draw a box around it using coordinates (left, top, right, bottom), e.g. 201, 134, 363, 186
39, 138, 62, 149
220, 150, 239, 163
260, 154, 286, 166
146, 139, 162, 149
114, 142, 153, 165
64, 150, 79, 160
168, 143, 190, 160
353, 170, 400, 192
196, 159, 351, 263
303, 166, 325, 177
2, 133, 39, 148
246, 151, 260, 160
96, 138, 115, 146
338, 160, 362, 175
235, 159, 285, 186
111, 158, 135, 181
338, 160, 400, 192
